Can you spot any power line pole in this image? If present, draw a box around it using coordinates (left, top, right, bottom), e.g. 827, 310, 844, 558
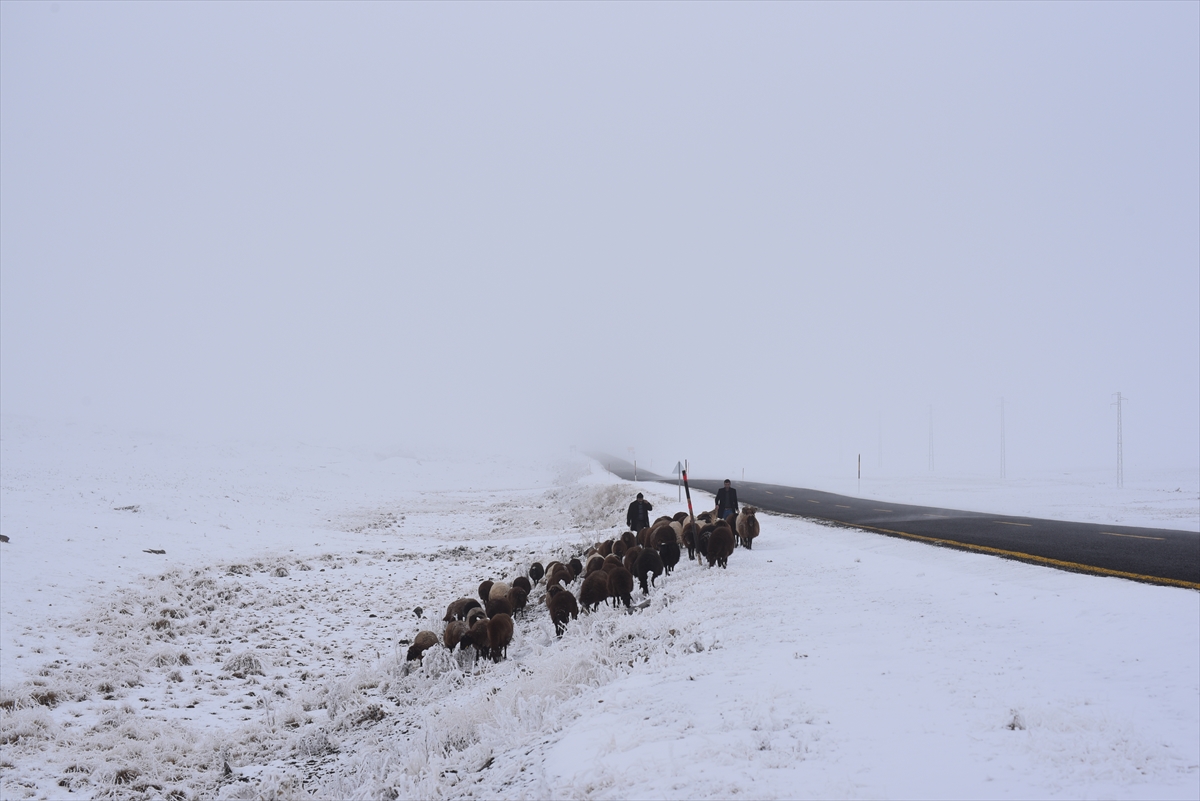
1000, 397, 1006, 480
928, 405, 935, 472
1112, 392, 1127, 488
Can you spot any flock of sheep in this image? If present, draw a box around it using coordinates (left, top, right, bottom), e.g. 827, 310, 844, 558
404, 504, 761, 665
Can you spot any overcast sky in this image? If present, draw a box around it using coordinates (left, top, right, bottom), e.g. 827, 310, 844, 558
2, 1, 1197, 483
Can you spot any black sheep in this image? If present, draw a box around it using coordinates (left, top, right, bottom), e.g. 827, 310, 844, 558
528, 562, 545, 584
478, 580, 494, 603
634, 548, 664, 594
547, 588, 579, 636
658, 542, 681, 575
512, 576, 532, 595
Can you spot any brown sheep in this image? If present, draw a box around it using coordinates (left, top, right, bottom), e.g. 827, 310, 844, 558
547, 588, 579, 636
467, 607, 486, 626
612, 540, 628, 559
622, 545, 643, 573
707, 523, 735, 568
478, 580, 494, 603
585, 554, 606, 576
461, 619, 491, 659
512, 576, 532, 595
634, 548, 663, 594
602, 554, 623, 572
487, 613, 514, 662
579, 570, 610, 612
736, 506, 760, 549
406, 630, 438, 661
568, 557, 584, 580
507, 586, 528, 616
528, 562, 545, 584
443, 620, 468, 651
486, 596, 513, 618
598, 539, 614, 557
672, 511, 689, 523
443, 597, 482, 622
547, 564, 573, 587
608, 566, 635, 608
620, 531, 637, 549
682, 521, 699, 559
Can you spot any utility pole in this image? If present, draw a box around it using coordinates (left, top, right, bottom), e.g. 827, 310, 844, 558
928, 405, 935, 472
857, 453, 861, 495
1000, 397, 1007, 480
1112, 392, 1127, 488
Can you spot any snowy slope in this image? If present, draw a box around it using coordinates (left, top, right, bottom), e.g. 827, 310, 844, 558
1, 417, 1197, 800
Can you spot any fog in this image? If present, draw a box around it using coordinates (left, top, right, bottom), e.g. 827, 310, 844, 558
2, 2, 1197, 484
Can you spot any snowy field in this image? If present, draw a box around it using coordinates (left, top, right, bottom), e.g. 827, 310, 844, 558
1, 417, 1198, 800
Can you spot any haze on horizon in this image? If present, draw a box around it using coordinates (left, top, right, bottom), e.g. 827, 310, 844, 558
2, 1, 1197, 485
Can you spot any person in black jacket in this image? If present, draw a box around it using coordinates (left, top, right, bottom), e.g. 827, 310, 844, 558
626, 493, 653, 532
715, 479, 739, 523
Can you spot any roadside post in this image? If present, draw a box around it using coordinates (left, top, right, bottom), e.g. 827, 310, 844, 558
673, 461, 683, 501
682, 468, 699, 563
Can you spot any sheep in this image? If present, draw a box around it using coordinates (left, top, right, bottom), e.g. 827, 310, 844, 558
443, 597, 482, 622
466, 607, 486, 626
486, 596, 513, 618
478, 580, 494, 603
584, 554, 606, 576
406, 630, 438, 662
461, 618, 491, 660
608, 566, 635, 608
672, 511, 689, 523
622, 545, 643, 573
620, 531, 637, 549
602, 554, 624, 572
579, 570, 610, 612
659, 523, 681, 548
507, 586, 528, 616
528, 562, 545, 584
488, 581, 512, 604
598, 540, 614, 557
736, 506, 760, 549
487, 613, 514, 662
658, 541, 681, 575
568, 557, 583, 580
443, 620, 468, 651
682, 521, 699, 559
634, 548, 664, 594
547, 564, 573, 587
612, 539, 628, 559
547, 588, 579, 636
708, 523, 735, 569
512, 575, 532, 595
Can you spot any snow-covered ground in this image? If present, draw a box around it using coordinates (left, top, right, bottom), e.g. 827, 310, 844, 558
1, 416, 1197, 800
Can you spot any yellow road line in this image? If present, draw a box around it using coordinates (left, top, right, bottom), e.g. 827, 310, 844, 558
994, 521, 1032, 527
1105, 532, 1166, 541
831, 520, 1199, 591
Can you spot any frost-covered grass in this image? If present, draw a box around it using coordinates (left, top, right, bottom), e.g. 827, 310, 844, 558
2, 418, 1198, 799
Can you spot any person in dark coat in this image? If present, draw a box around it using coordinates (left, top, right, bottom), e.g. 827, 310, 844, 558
626, 493, 653, 531
715, 479, 739, 523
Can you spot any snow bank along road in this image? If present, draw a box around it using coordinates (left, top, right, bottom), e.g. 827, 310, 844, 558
593, 456, 1200, 589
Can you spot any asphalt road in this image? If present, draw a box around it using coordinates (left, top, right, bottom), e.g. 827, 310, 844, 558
589, 454, 1200, 590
